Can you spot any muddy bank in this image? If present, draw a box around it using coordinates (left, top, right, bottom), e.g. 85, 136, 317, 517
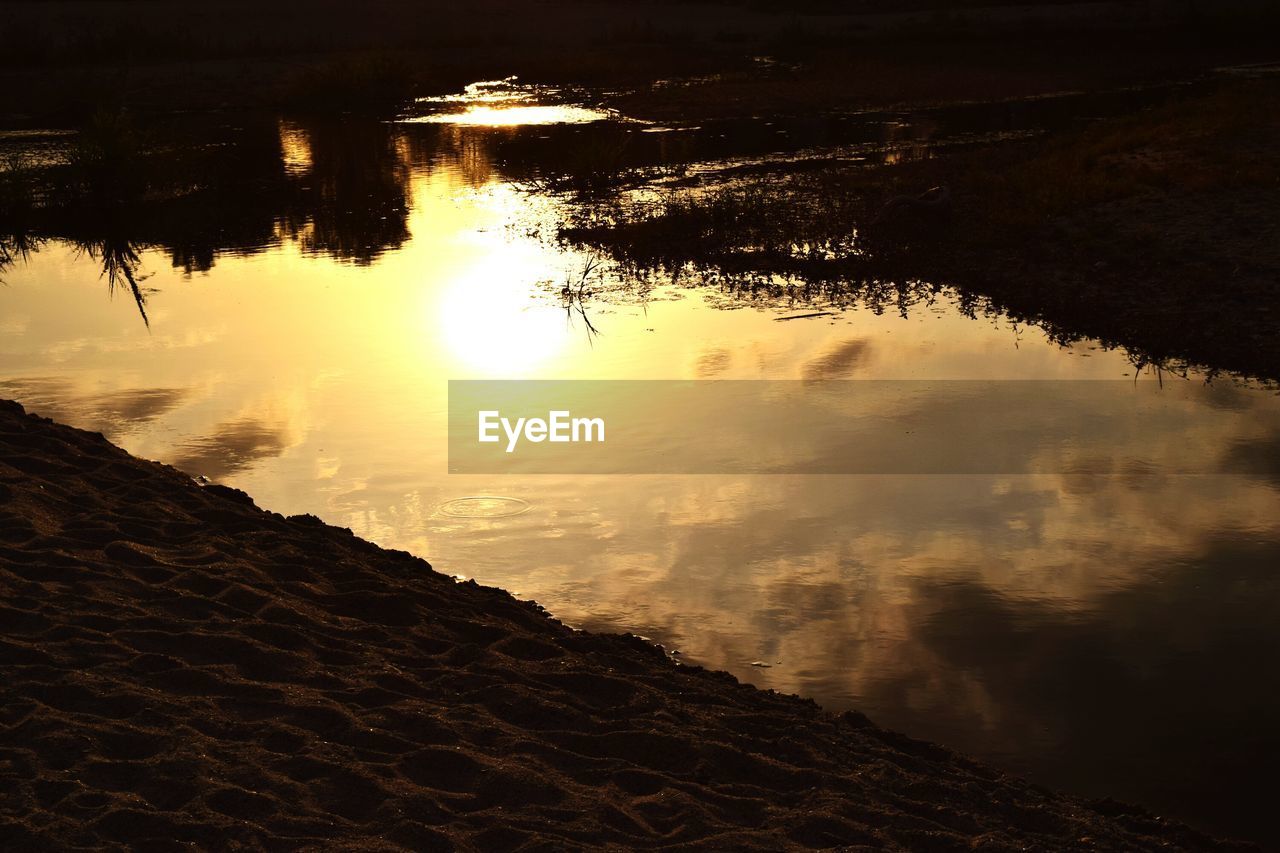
0, 398, 1252, 850
565, 76, 1280, 382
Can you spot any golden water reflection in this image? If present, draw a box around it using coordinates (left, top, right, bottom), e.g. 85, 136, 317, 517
408, 77, 612, 126
2, 114, 1279, 842
415, 105, 613, 127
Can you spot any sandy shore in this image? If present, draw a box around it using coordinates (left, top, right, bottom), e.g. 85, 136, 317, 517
0, 398, 1251, 850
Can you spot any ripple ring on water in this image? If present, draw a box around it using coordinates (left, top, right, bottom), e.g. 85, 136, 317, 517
438, 496, 532, 519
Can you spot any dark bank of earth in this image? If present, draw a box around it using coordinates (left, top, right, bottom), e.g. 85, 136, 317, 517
566, 76, 1280, 383
0, 398, 1254, 851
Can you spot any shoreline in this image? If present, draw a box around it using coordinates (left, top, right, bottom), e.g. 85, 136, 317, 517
2, 17, 1276, 127
0, 397, 1253, 850
564, 74, 1280, 384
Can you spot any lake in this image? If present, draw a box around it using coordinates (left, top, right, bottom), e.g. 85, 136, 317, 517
2, 86, 1278, 844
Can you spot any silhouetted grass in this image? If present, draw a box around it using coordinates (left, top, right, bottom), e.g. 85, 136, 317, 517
281, 54, 419, 115
62, 106, 144, 205
563, 77, 1280, 380
1, 154, 40, 279
570, 78, 1279, 265
0, 154, 36, 220
519, 129, 690, 198
561, 174, 873, 275
541, 131, 636, 197
0, 112, 425, 322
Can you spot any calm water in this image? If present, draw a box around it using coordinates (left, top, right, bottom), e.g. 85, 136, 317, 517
3, 92, 1279, 844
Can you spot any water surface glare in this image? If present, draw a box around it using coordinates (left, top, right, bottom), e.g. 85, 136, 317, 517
412, 105, 612, 126
2, 113, 1279, 844
408, 77, 612, 125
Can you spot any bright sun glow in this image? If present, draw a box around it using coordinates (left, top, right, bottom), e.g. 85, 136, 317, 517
434, 263, 568, 376
414, 105, 610, 127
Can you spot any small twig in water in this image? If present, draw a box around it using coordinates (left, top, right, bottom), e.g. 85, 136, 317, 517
775, 311, 835, 321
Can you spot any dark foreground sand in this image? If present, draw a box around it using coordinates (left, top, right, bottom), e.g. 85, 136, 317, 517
0, 399, 1251, 851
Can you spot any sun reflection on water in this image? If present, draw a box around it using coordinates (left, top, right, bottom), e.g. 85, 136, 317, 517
5, 109, 1280, 845
435, 270, 568, 376
415, 105, 611, 127
406, 76, 611, 126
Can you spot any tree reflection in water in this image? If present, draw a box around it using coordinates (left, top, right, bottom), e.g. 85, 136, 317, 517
0, 116, 419, 325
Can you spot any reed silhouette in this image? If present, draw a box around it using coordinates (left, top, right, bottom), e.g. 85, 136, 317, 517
561, 76, 1280, 382
0, 115, 420, 323
282, 55, 419, 116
